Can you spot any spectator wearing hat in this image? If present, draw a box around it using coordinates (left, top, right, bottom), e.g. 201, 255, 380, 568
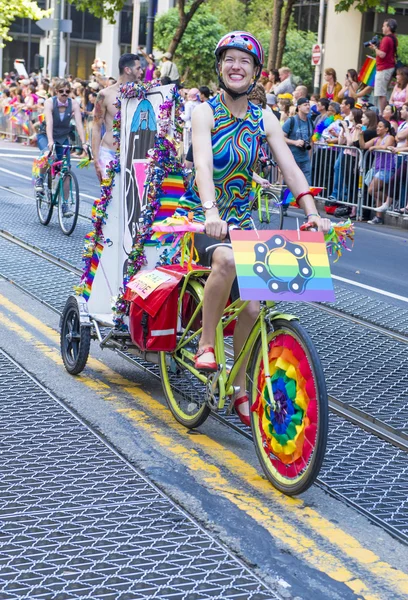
282, 97, 314, 183
160, 52, 180, 86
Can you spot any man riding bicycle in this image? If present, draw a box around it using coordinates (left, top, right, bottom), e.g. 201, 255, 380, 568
176, 32, 331, 425
35, 78, 88, 217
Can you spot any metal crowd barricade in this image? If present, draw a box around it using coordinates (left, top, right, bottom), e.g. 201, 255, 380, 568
360, 148, 408, 215
311, 143, 364, 218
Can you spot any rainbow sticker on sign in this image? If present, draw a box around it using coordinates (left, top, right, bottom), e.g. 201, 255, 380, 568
230, 230, 335, 302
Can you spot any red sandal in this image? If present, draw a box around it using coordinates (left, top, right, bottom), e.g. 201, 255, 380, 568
234, 394, 250, 427
194, 346, 217, 372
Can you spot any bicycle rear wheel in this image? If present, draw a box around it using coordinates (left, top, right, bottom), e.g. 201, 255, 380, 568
58, 171, 80, 236
159, 283, 211, 429
36, 171, 53, 225
249, 318, 328, 495
253, 189, 284, 230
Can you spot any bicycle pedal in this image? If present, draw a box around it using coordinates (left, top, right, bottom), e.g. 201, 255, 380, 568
225, 386, 240, 416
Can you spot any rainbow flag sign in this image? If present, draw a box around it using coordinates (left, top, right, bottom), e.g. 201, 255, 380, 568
229, 230, 335, 302
358, 56, 376, 87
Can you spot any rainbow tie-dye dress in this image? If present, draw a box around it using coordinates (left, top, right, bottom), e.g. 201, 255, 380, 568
176, 94, 265, 230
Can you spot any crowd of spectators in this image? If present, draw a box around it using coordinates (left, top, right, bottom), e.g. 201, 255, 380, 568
1, 17, 408, 223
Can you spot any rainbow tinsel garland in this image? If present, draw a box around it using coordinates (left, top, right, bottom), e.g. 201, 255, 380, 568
74, 80, 162, 315
74, 81, 186, 329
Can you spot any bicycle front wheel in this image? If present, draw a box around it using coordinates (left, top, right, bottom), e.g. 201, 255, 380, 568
58, 170, 80, 236
253, 189, 284, 230
249, 319, 328, 495
159, 283, 210, 429
36, 171, 53, 225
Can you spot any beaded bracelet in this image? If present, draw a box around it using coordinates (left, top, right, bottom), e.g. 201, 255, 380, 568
296, 191, 314, 204
306, 213, 319, 219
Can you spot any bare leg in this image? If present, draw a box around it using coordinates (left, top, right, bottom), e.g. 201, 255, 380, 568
198, 246, 236, 357
379, 96, 387, 113
233, 301, 260, 416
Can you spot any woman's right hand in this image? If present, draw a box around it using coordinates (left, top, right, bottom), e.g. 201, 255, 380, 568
205, 210, 228, 240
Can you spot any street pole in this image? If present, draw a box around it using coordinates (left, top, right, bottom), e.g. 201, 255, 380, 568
27, 19, 32, 74
50, 0, 62, 77
313, 0, 325, 95
66, 3, 71, 76
146, 0, 155, 55
131, 0, 141, 53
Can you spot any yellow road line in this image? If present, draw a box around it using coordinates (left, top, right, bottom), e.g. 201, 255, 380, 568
0, 293, 407, 597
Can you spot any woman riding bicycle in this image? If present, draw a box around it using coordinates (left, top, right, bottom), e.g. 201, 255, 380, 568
176, 32, 331, 425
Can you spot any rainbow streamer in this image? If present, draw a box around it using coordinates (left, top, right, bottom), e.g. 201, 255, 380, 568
359, 56, 376, 87
325, 219, 354, 262
82, 241, 104, 300
281, 187, 323, 207
229, 229, 336, 302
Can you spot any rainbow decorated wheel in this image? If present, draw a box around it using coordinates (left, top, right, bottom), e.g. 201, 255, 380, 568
249, 319, 328, 495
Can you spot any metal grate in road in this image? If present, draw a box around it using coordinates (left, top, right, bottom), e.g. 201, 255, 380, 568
0, 195, 89, 270
0, 236, 78, 313
321, 415, 408, 540
0, 350, 275, 600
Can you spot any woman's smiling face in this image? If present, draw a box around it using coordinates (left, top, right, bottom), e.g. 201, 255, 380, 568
220, 49, 256, 93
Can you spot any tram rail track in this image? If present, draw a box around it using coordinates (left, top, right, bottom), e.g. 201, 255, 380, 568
1, 225, 408, 545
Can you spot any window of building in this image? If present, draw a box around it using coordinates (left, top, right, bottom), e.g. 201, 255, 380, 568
293, 0, 321, 33
69, 41, 97, 79
67, 5, 102, 42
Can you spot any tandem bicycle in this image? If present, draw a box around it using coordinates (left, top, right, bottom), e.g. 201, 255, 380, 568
60, 219, 353, 496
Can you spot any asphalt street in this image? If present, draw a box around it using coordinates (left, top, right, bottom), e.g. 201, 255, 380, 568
0, 141, 408, 600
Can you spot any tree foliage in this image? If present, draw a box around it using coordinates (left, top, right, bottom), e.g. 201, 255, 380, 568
281, 29, 317, 89
68, 0, 127, 22
335, 0, 387, 12
0, 0, 50, 42
154, 5, 224, 86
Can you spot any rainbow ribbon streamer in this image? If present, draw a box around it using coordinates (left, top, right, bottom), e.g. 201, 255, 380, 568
325, 219, 354, 262
281, 187, 324, 207
359, 56, 376, 87
82, 241, 104, 300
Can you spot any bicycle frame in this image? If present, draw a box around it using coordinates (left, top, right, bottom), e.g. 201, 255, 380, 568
172, 272, 298, 412
48, 149, 71, 205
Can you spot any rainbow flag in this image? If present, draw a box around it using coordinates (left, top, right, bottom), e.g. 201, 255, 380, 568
359, 56, 376, 87
229, 229, 335, 302
38, 113, 45, 124
21, 122, 30, 135
3, 105, 10, 115
281, 187, 323, 207
82, 241, 104, 300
